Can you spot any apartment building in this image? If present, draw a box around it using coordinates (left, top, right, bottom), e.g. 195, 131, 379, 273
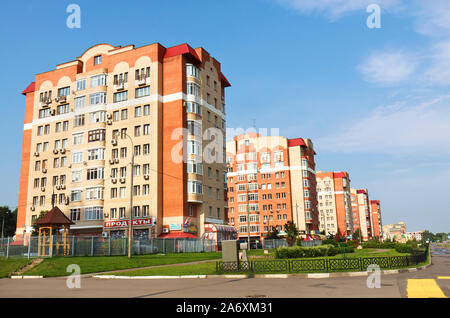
383, 222, 407, 242
369, 200, 383, 239
316, 171, 353, 238
226, 133, 319, 244
17, 42, 231, 240
350, 188, 373, 241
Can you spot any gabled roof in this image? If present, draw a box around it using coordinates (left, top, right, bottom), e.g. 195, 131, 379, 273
288, 138, 306, 147
163, 43, 201, 62
35, 206, 74, 226
21, 82, 35, 95
220, 72, 231, 87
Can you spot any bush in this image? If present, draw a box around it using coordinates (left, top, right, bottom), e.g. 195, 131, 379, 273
394, 244, 413, 254
275, 244, 339, 259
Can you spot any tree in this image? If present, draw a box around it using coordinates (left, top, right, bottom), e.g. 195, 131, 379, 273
266, 228, 279, 240
421, 230, 435, 243
285, 221, 299, 246
0, 206, 17, 238
31, 210, 49, 236
352, 228, 362, 243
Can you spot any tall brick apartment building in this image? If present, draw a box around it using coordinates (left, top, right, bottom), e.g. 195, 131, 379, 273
17, 42, 231, 240
350, 188, 374, 241
226, 133, 319, 244
316, 171, 354, 237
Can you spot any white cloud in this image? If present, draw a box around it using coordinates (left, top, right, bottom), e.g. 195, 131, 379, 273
357, 50, 418, 85
316, 95, 450, 155
276, 0, 403, 20
424, 41, 450, 85
411, 0, 450, 37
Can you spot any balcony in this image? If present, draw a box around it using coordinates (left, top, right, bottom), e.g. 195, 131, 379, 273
135, 75, 150, 86
113, 82, 128, 91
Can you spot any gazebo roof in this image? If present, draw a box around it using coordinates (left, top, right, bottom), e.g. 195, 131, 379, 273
35, 206, 74, 226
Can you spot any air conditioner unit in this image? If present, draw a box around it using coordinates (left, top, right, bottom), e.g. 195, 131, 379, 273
42, 168, 47, 173
41, 187, 45, 192
30, 206, 35, 211
120, 177, 126, 183
53, 149, 59, 154
68, 164, 72, 168
106, 113, 112, 120
144, 174, 149, 180
183, 101, 187, 107
107, 120, 112, 125
163, 228, 169, 233
59, 96, 67, 103
109, 159, 114, 164
54, 97, 60, 102
61, 185, 66, 190
56, 185, 61, 190
111, 178, 117, 184
114, 158, 119, 164
50, 109, 55, 116
111, 139, 118, 146
102, 232, 108, 238
60, 148, 66, 154
34, 152, 39, 157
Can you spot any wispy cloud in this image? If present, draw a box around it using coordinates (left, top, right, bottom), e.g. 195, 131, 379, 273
412, 0, 450, 37
316, 95, 450, 155
357, 50, 418, 85
276, 0, 403, 20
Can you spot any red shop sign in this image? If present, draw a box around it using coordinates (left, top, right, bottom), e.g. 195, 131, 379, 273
104, 218, 152, 228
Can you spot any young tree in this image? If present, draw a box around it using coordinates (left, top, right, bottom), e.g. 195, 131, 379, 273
0, 206, 17, 237
285, 221, 299, 246
266, 228, 279, 240
353, 228, 362, 243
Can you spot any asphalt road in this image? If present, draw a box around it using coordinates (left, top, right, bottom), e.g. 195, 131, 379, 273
0, 245, 448, 298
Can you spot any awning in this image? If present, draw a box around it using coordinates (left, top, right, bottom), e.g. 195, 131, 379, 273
158, 232, 198, 239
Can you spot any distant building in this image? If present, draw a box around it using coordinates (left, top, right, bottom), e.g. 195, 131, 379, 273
316, 171, 353, 237
383, 222, 407, 242
351, 188, 373, 241
369, 200, 383, 240
406, 230, 424, 242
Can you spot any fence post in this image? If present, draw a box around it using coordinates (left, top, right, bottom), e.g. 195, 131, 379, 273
108, 236, 111, 256
123, 238, 126, 256
174, 238, 177, 253
6, 237, 10, 259
163, 239, 166, 253
27, 236, 31, 259
359, 258, 363, 271
49, 235, 53, 258
72, 236, 75, 256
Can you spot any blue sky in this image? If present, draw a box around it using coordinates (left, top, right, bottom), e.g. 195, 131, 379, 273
0, 0, 449, 232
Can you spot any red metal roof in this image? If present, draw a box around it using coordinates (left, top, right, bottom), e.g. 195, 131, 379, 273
158, 231, 198, 239
35, 206, 74, 225
356, 189, 367, 194
370, 200, 380, 204
163, 43, 201, 63
333, 172, 347, 179
288, 138, 306, 147
220, 72, 231, 87
21, 82, 35, 95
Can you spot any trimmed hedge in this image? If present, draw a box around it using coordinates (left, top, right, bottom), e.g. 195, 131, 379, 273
275, 244, 340, 259
362, 240, 421, 254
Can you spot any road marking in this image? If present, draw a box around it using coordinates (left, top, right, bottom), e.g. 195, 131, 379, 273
437, 276, 450, 280
407, 279, 446, 298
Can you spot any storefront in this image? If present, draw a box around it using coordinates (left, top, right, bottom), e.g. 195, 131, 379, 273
103, 218, 155, 240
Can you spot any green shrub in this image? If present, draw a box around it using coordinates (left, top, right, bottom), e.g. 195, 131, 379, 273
394, 244, 413, 254
275, 244, 339, 259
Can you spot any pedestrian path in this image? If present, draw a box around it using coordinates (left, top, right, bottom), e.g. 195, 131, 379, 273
406, 279, 447, 298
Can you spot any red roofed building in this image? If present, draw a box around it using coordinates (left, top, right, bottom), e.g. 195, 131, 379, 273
16, 42, 230, 241
316, 171, 354, 237
226, 133, 319, 244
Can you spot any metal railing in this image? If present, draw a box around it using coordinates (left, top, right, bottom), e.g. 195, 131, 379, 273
262, 239, 287, 249
217, 245, 429, 273
0, 236, 216, 258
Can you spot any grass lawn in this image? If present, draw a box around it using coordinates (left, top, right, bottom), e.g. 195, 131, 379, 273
0, 258, 32, 278
102, 248, 430, 276
23, 252, 221, 277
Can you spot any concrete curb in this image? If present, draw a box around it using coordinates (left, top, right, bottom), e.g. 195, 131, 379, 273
10, 275, 43, 279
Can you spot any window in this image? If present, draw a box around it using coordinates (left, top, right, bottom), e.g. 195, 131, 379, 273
88, 129, 106, 142
86, 167, 104, 180
39, 108, 51, 119
87, 148, 104, 161
187, 181, 203, 194
76, 79, 86, 91
70, 208, 81, 221
72, 151, 83, 163
89, 111, 106, 123
74, 114, 85, 127
85, 187, 104, 200
143, 124, 150, 135
94, 55, 101, 65
186, 102, 201, 115
74, 96, 85, 109
71, 170, 82, 182
114, 91, 128, 103
143, 104, 150, 116
110, 208, 118, 219
134, 126, 141, 137
121, 109, 128, 120
84, 207, 103, 220
119, 207, 126, 218
90, 92, 106, 105
187, 160, 203, 175
186, 82, 200, 97
90, 74, 107, 87
58, 86, 70, 97
143, 144, 150, 155
71, 190, 82, 202
37, 126, 43, 136
136, 86, 150, 98
113, 111, 120, 121
186, 64, 200, 79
